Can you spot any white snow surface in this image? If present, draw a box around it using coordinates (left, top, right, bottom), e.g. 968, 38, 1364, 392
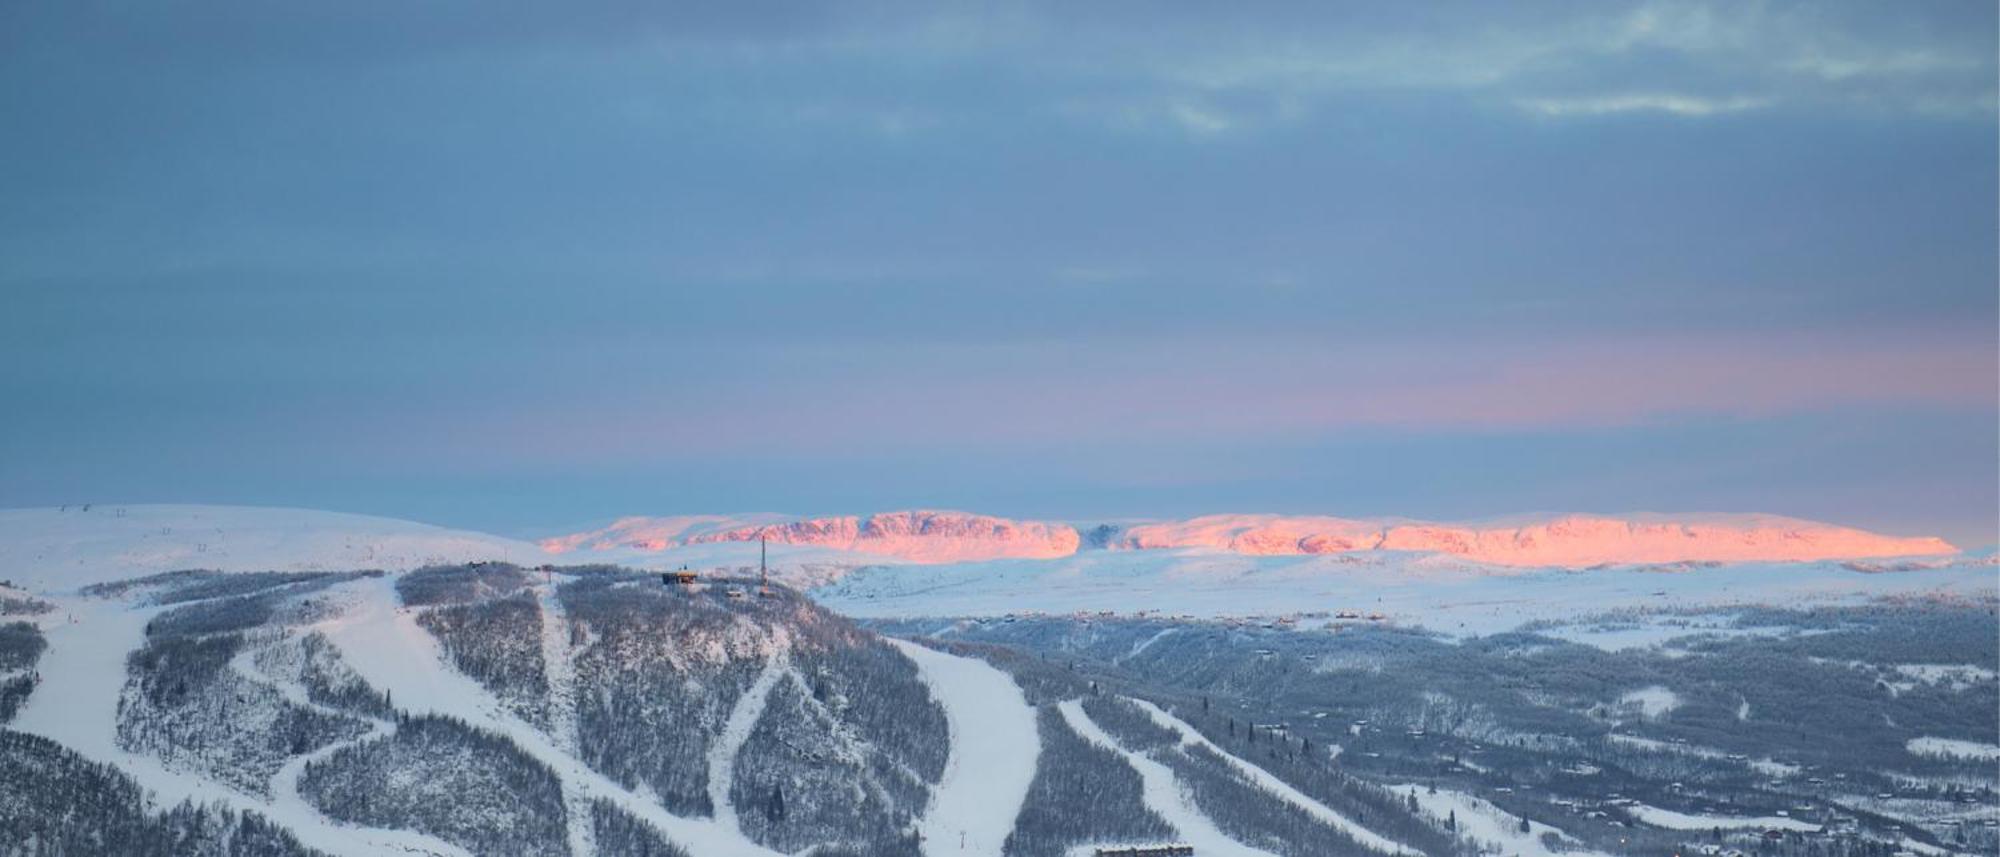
0, 505, 547, 590
890, 639, 1040, 857
1625, 804, 1818, 832
1906, 737, 2000, 762
1617, 686, 1681, 719
1056, 700, 1277, 857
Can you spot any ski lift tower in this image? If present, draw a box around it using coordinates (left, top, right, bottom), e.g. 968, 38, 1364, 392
759, 535, 773, 597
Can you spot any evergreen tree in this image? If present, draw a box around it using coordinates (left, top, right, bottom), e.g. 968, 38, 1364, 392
767, 783, 787, 822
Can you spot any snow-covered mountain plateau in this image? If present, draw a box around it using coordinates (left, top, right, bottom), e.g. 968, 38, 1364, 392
542, 509, 1957, 567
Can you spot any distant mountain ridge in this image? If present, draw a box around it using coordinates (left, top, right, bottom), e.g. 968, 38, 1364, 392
542, 510, 1081, 563
1111, 512, 1957, 567
545, 509, 1955, 567
0, 505, 1957, 591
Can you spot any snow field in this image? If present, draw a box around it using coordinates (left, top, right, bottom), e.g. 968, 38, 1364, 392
1625, 804, 1818, 832
1906, 737, 2000, 762
1616, 685, 1681, 719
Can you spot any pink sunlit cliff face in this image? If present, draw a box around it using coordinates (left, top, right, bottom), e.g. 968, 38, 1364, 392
1115, 513, 1957, 567
542, 510, 1082, 563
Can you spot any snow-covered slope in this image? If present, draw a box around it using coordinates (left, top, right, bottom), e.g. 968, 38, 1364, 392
1115, 512, 1956, 566
0, 505, 548, 590
890, 639, 1039, 857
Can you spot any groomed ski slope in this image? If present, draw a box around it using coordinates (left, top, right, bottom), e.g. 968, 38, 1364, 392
319, 575, 789, 857
14, 595, 468, 857
1129, 699, 1416, 855
890, 639, 1041, 857
532, 581, 596, 857
708, 652, 788, 833
1056, 699, 1277, 857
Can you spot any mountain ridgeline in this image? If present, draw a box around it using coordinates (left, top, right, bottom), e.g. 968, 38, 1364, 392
542, 509, 1957, 567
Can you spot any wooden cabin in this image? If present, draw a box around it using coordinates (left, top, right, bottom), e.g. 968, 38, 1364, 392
1093, 846, 1194, 857
662, 570, 698, 586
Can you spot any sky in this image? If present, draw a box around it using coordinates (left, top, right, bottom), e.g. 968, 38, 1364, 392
1, 1, 1995, 545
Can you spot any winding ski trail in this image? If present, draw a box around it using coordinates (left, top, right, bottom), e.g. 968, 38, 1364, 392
533, 580, 597, 857
709, 652, 788, 834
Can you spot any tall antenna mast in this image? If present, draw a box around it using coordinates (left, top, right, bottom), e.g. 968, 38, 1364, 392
760, 535, 769, 593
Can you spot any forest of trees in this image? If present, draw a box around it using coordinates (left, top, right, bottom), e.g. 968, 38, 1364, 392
0, 729, 328, 857
297, 713, 569, 857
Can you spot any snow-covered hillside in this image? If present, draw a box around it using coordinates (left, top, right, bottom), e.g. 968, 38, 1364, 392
0, 505, 548, 590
